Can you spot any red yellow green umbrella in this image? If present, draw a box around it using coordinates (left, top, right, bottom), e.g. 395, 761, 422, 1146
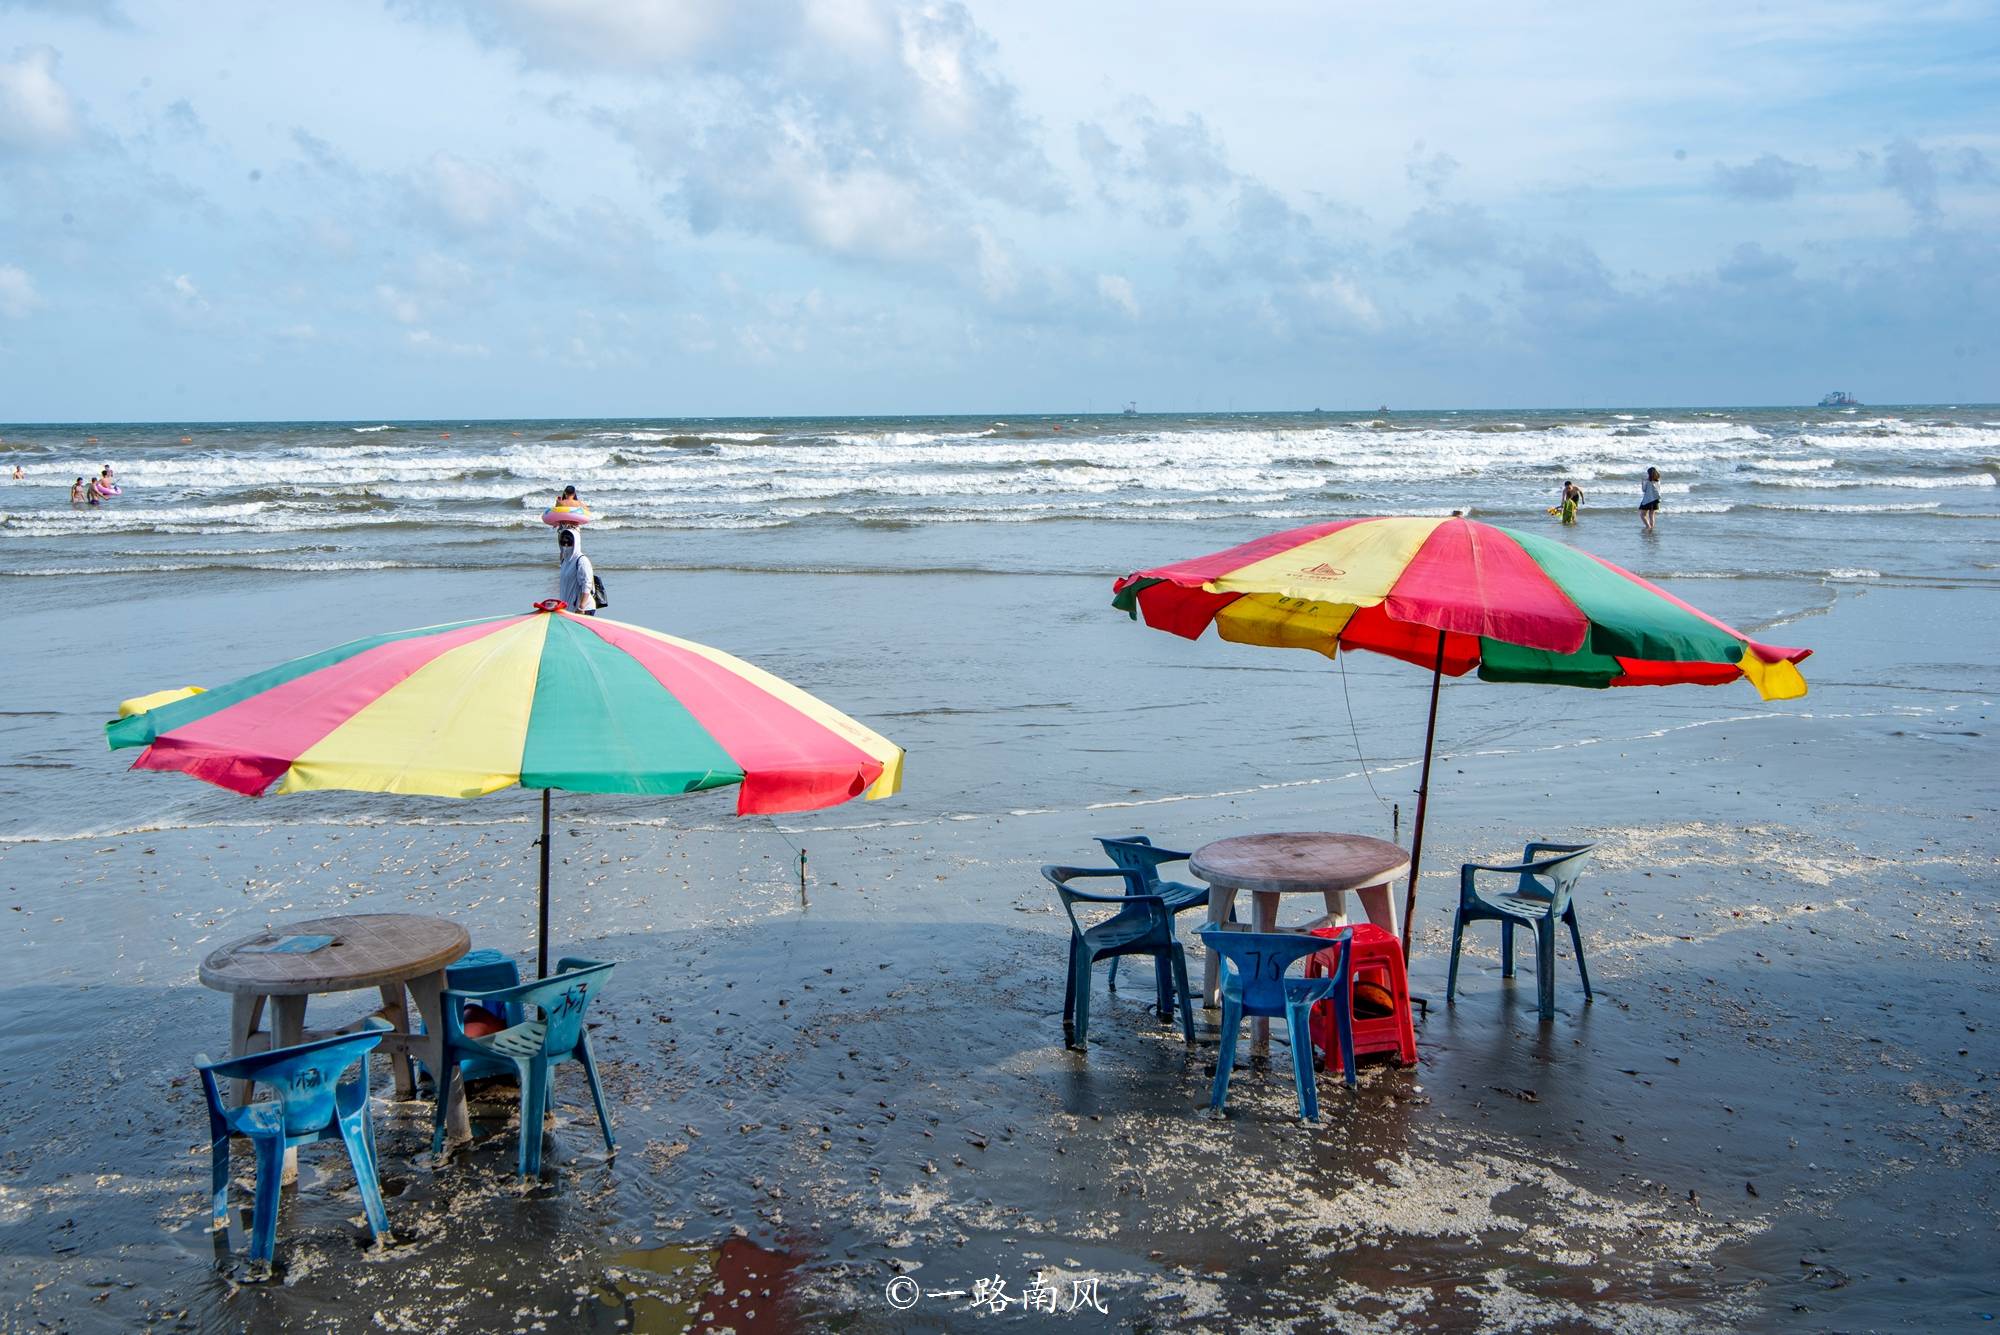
108, 601, 903, 971
1113, 516, 1811, 959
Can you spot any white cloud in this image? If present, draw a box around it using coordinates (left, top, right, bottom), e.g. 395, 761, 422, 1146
418, 151, 522, 233
376, 284, 424, 325
404, 328, 491, 357
0, 263, 40, 317
0, 45, 77, 151
1095, 272, 1137, 318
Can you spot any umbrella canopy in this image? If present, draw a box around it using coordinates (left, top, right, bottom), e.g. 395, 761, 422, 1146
107, 602, 902, 810
1112, 516, 1812, 966
1113, 515, 1810, 699
108, 601, 903, 970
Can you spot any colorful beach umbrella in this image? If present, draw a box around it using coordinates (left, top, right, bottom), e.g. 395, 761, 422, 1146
108, 600, 904, 972
1112, 516, 1810, 961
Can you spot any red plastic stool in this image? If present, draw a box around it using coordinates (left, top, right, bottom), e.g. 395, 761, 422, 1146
1306, 923, 1418, 1068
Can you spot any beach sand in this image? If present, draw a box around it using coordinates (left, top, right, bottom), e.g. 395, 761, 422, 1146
0, 558, 1995, 1332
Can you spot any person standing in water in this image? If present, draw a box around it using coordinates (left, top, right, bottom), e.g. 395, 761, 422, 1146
1639, 467, 1661, 531
70, 476, 87, 504
556, 526, 597, 615
1558, 479, 1584, 525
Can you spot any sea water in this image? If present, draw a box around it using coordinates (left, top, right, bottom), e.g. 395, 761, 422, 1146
1, 406, 1994, 843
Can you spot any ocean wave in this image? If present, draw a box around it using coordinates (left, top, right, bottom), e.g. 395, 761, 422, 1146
1749, 473, 1994, 490
1742, 457, 1835, 472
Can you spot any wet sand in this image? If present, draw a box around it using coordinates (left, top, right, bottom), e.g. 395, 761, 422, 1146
0, 563, 1996, 1332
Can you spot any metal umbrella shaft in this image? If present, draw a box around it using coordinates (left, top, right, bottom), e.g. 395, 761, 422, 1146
1400, 630, 1447, 967
538, 788, 553, 978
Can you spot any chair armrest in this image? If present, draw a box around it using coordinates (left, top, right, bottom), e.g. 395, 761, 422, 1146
1061, 887, 1168, 908
555, 956, 609, 975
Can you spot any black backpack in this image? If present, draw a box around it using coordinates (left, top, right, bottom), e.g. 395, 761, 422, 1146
590, 573, 608, 610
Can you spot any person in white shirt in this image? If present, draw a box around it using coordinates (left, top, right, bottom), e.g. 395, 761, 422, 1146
1639, 467, 1661, 532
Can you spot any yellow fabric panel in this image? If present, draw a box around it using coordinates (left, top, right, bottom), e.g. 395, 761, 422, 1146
1211, 517, 1444, 605
118, 686, 204, 718
604, 619, 906, 801
1213, 593, 1356, 658
1738, 649, 1808, 701
278, 615, 550, 797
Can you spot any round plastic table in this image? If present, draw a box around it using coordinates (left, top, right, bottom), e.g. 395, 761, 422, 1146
1189, 832, 1410, 1010
200, 912, 471, 1144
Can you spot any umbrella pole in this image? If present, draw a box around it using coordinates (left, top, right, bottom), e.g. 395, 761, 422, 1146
1401, 630, 1447, 967
538, 788, 552, 978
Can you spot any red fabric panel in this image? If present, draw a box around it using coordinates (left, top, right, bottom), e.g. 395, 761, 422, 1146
1610, 658, 1742, 687
1383, 519, 1588, 653
1337, 605, 1482, 675
1134, 582, 1242, 639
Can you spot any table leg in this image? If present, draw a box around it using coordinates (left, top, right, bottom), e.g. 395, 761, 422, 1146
1251, 892, 1279, 1049
227, 993, 266, 1108
1321, 888, 1350, 929
1202, 887, 1236, 1008
269, 996, 307, 1185
376, 983, 415, 1098
406, 969, 471, 1150
1354, 881, 1400, 938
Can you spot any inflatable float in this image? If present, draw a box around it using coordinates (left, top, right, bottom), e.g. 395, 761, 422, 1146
92, 481, 121, 498
542, 501, 592, 526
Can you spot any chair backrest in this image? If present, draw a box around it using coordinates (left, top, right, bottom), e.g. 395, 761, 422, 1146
468, 960, 615, 1056
1042, 864, 1163, 937
1516, 843, 1594, 914
1094, 835, 1187, 893
197, 1028, 385, 1137
1199, 927, 1341, 1017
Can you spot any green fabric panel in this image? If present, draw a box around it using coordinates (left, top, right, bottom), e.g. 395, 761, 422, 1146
1476, 638, 1617, 688
104, 614, 511, 751
1501, 528, 1743, 663
518, 616, 745, 795
1111, 577, 1160, 619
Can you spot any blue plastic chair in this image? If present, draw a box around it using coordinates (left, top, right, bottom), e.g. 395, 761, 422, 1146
1200, 927, 1354, 1121
1446, 842, 1596, 1022
1045, 865, 1196, 1051
1095, 835, 1229, 994
195, 1025, 391, 1266
431, 957, 616, 1176
446, 947, 525, 1026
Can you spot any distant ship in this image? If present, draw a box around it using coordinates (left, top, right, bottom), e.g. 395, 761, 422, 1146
1818, 391, 1861, 407
1122, 401, 1138, 416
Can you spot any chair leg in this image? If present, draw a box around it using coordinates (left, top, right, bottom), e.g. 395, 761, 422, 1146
1286, 1001, 1319, 1122
1566, 907, 1593, 1001
1061, 937, 1079, 1046
577, 1038, 616, 1154
1107, 954, 1119, 992
1535, 921, 1556, 1022
518, 1060, 549, 1178
1070, 944, 1096, 1051
1168, 945, 1195, 1045
1500, 920, 1516, 978
210, 1131, 231, 1235
1446, 911, 1466, 1003
247, 1135, 285, 1266
1209, 999, 1242, 1112
1334, 986, 1357, 1089
1153, 952, 1172, 1021
337, 1112, 391, 1244
431, 1064, 460, 1159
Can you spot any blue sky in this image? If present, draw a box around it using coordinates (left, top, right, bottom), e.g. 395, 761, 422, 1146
0, 0, 1995, 419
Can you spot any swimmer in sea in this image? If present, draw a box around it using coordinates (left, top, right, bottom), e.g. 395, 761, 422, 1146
70, 476, 87, 504
10, 465, 21, 481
